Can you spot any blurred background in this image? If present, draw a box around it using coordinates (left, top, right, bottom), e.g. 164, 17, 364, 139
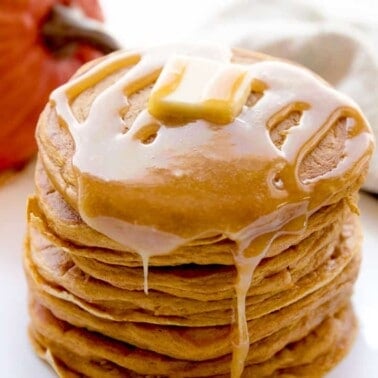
103, 0, 378, 46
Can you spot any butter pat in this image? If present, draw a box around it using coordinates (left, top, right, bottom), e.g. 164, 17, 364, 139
148, 55, 252, 124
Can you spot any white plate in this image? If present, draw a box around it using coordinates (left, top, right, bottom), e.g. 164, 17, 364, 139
0, 162, 377, 377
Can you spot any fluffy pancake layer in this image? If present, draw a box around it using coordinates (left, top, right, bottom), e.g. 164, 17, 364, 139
25, 163, 362, 376
29, 300, 357, 377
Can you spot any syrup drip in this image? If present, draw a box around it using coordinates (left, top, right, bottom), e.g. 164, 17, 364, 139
142, 255, 149, 295
228, 202, 308, 377
49, 43, 374, 377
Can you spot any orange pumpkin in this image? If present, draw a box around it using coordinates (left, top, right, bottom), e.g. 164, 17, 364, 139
0, 0, 119, 170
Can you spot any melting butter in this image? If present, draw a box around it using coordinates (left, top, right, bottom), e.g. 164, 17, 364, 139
148, 54, 252, 124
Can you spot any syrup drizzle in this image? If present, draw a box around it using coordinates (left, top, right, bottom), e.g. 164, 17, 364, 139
142, 255, 149, 295
49, 43, 374, 377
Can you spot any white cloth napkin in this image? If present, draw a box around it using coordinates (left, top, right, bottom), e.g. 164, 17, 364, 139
196, 0, 378, 193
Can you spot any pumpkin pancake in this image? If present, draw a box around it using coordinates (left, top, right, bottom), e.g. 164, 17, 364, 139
25, 43, 374, 377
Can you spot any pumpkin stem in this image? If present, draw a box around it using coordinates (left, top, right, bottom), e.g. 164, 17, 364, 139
42, 4, 120, 56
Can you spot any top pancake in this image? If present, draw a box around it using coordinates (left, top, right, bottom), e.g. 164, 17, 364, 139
36, 45, 374, 247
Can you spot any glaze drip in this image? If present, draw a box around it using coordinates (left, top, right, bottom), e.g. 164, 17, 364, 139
49, 43, 374, 377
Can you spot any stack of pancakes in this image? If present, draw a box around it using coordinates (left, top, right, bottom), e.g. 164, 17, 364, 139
24, 47, 374, 377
